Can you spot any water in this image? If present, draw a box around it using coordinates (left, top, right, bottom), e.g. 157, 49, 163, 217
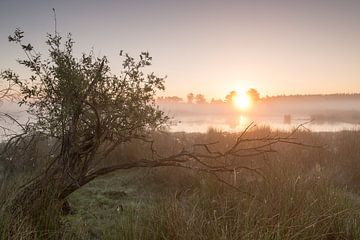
160, 97, 360, 133
168, 114, 360, 133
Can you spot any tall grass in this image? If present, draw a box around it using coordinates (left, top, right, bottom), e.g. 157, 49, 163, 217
2, 128, 360, 239
96, 166, 360, 240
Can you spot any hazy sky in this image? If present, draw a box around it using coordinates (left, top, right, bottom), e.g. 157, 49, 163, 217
1, 0, 360, 99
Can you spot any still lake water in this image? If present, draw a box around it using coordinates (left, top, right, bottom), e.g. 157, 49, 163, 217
168, 114, 360, 133
160, 99, 360, 133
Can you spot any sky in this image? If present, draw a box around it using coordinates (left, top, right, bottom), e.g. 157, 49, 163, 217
0, 0, 360, 100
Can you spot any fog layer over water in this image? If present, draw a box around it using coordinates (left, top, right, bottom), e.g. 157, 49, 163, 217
1, 96, 360, 136
159, 96, 360, 133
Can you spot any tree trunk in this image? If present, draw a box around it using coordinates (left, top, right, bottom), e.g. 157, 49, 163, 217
4, 149, 175, 238
5, 166, 75, 238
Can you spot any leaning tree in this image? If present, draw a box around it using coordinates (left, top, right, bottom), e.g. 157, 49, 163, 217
1, 28, 171, 220
1, 28, 310, 235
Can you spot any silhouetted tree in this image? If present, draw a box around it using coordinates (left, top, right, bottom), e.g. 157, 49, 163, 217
187, 93, 194, 104
210, 98, 224, 104
225, 91, 237, 104
247, 88, 260, 102
1, 29, 168, 226
195, 94, 207, 104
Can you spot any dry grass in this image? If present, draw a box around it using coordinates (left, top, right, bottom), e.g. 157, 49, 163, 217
1, 128, 360, 239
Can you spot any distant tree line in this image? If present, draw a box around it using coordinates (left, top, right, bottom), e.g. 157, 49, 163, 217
157, 88, 260, 104
157, 91, 360, 104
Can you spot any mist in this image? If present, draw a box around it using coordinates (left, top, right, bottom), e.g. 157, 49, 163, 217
158, 95, 360, 132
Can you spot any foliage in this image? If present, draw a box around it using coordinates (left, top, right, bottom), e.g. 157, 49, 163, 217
246, 88, 260, 102
225, 90, 237, 104
187, 92, 194, 103
0, 28, 169, 237
1, 28, 168, 198
2, 28, 167, 140
195, 94, 207, 104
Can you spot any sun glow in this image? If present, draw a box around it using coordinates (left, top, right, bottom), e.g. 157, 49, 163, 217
233, 91, 251, 110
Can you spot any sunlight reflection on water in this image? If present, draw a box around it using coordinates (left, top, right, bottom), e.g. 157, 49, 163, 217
169, 114, 360, 133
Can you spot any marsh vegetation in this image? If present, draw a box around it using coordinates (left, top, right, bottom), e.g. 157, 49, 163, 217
1, 128, 360, 239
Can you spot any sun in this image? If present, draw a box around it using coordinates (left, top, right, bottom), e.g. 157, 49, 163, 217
233, 91, 251, 110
